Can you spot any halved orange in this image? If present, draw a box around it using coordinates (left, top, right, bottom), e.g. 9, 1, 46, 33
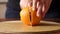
20, 7, 42, 26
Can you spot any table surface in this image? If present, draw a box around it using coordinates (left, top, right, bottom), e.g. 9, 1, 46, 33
0, 18, 60, 34
0, 18, 60, 22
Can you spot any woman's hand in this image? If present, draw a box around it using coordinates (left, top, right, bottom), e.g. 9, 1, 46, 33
20, 0, 52, 18
32, 0, 52, 18
41, 0, 52, 18
20, 0, 31, 9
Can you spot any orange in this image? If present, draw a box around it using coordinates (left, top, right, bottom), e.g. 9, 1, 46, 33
20, 6, 42, 26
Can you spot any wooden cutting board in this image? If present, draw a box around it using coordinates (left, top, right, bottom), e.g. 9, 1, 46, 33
0, 20, 60, 33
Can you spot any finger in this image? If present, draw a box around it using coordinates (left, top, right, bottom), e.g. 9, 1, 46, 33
37, 1, 39, 8
37, 5, 42, 17
27, 1, 32, 12
28, 1, 32, 7
37, 0, 43, 8
32, 0, 37, 10
42, 0, 52, 18
42, 4, 45, 18
42, 4, 45, 13
42, 4, 46, 18
37, 1, 43, 17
